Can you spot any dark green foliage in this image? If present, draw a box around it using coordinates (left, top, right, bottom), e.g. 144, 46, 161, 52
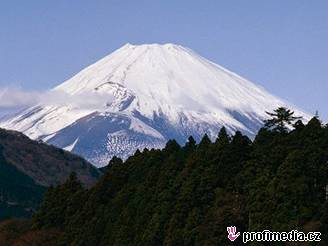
33, 172, 85, 230
22, 118, 328, 245
264, 107, 302, 133
215, 126, 230, 147
0, 145, 45, 220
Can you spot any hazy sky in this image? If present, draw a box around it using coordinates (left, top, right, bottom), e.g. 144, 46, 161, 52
0, 0, 327, 121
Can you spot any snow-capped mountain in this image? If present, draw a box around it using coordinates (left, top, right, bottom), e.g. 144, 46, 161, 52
0, 43, 309, 167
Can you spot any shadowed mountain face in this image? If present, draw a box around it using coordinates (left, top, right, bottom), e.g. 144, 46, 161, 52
0, 128, 100, 187
0, 43, 309, 167
47, 112, 165, 165
0, 128, 101, 220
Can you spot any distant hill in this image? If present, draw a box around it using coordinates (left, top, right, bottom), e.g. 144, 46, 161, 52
0, 128, 100, 187
0, 128, 101, 220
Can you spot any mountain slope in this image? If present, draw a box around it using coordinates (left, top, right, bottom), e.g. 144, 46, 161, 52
0, 43, 309, 166
0, 128, 100, 187
0, 146, 45, 220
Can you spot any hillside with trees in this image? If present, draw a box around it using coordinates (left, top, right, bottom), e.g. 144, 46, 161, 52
0, 128, 100, 187
1, 108, 328, 245
0, 128, 101, 220
0, 146, 45, 220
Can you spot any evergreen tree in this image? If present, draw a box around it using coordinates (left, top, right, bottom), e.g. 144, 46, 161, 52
264, 107, 301, 133
215, 127, 230, 147
33, 172, 84, 229
293, 119, 305, 130
184, 136, 196, 151
198, 133, 211, 147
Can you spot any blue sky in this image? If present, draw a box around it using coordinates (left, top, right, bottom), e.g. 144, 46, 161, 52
0, 0, 327, 121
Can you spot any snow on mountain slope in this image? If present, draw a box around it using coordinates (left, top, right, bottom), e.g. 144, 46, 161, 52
0, 43, 309, 167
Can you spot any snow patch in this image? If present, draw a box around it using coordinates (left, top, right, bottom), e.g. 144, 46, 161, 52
129, 117, 164, 139
63, 138, 79, 152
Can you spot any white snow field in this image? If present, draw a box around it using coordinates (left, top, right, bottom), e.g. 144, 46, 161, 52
0, 43, 309, 166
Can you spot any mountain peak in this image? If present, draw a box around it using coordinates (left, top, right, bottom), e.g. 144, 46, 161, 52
54, 42, 286, 118
0, 44, 310, 166
121, 42, 181, 49
117, 43, 189, 56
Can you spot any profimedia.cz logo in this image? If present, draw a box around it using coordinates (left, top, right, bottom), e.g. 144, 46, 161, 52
227, 226, 321, 244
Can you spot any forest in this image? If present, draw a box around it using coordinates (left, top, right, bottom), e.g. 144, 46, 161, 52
1, 108, 328, 245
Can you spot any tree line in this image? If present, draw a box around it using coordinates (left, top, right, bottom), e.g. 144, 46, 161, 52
4, 108, 328, 245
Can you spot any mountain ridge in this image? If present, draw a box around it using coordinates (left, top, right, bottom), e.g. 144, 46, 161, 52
0, 128, 100, 187
0, 127, 100, 220
0, 43, 309, 166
